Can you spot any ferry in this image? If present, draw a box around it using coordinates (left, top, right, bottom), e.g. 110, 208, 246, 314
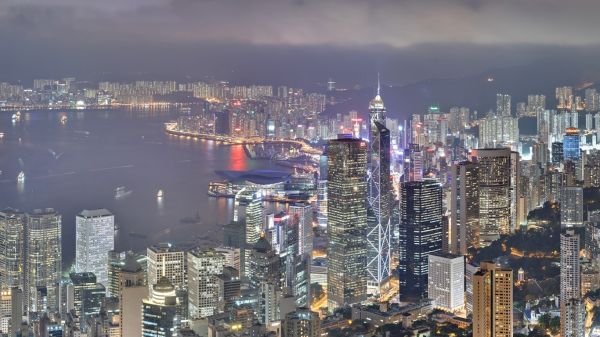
11, 111, 21, 122
17, 171, 25, 183
115, 186, 132, 199
157, 189, 164, 198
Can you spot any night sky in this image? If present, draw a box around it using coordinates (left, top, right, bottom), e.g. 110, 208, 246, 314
2, 0, 600, 85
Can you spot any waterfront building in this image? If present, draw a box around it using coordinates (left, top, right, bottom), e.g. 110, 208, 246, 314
399, 179, 443, 301
472, 262, 513, 337
427, 253, 464, 312
142, 277, 181, 337
187, 249, 225, 319
326, 137, 368, 311
26, 209, 62, 314
366, 86, 393, 294
0, 209, 25, 289
75, 209, 114, 287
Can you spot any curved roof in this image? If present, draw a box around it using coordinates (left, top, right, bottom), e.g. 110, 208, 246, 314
215, 169, 291, 185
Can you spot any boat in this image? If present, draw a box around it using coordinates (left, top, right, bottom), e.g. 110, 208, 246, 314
60, 115, 68, 125
157, 189, 164, 198
17, 171, 25, 183
0, 133, 4, 139
11, 112, 21, 122
115, 186, 132, 199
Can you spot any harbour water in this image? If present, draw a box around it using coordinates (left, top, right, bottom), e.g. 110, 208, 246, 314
0, 108, 279, 268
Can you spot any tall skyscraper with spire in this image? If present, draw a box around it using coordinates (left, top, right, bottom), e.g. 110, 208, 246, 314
366, 75, 393, 294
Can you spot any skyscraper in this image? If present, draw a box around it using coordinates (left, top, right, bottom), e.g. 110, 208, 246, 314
474, 148, 511, 246
316, 153, 328, 228
142, 277, 181, 337
147, 243, 186, 292
0, 209, 25, 289
26, 209, 62, 314
326, 137, 368, 311
75, 209, 114, 287
563, 127, 581, 162
366, 84, 393, 294
478, 115, 518, 148
449, 161, 479, 253
560, 186, 584, 228
289, 203, 313, 257
472, 262, 513, 337
552, 142, 564, 164
68, 272, 105, 330
399, 179, 443, 301
560, 230, 584, 337
187, 249, 225, 319
427, 253, 464, 312
496, 93, 511, 116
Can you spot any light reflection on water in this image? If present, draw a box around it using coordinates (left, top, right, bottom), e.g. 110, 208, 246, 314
0, 108, 281, 267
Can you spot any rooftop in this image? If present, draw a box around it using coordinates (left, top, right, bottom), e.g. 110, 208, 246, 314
78, 209, 113, 218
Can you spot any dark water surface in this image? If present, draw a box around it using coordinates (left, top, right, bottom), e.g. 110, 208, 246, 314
0, 108, 274, 268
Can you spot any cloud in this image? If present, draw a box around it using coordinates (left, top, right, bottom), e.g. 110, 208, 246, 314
2, 0, 600, 48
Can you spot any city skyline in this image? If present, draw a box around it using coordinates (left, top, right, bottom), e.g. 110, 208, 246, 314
4, 2, 600, 336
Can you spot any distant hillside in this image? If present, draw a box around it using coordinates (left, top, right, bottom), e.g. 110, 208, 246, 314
326, 55, 600, 121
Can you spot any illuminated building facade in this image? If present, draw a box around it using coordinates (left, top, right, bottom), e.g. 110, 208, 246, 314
75, 209, 114, 288
0, 209, 25, 289
475, 148, 511, 246
187, 249, 225, 319
142, 277, 181, 337
26, 209, 62, 314
450, 161, 479, 253
399, 179, 443, 301
366, 84, 393, 294
472, 262, 513, 337
560, 230, 584, 337
326, 137, 368, 311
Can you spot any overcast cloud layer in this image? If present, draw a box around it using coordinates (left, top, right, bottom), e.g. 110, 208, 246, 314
3, 0, 600, 47
1, 0, 600, 84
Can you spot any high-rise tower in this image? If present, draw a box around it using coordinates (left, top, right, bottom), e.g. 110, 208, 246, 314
472, 262, 513, 337
366, 77, 393, 294
399, 179, 443, 301
326, 137, 368, 311
26, 209, 62, 314
75, 209, 114, 288
560, 230, 584, 337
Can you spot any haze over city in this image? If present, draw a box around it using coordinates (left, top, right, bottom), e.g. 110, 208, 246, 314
2, 1, 600, 337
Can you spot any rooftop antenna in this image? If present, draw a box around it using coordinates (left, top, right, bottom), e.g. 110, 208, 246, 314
377, 72, 381, 96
